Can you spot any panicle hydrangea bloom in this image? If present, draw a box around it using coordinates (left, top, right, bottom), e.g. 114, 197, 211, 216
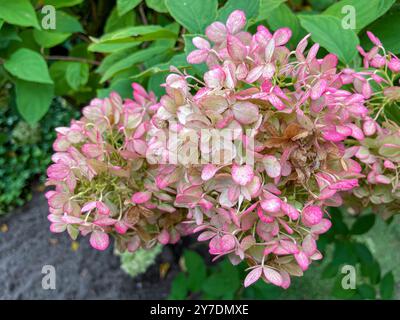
151, 10, 399, 288
45, 10, 400, 289
46, 84, 189, 252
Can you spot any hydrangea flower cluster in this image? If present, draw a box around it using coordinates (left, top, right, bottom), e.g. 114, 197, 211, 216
46, 85, 188, 252
46, 10, 400, 289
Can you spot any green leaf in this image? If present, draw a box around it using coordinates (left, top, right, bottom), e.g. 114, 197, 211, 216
354, 243, 374, 264
100, 46, 168, 82
322, 263, 339, 279
267, 3, 306, 46
202, 260, 240, 299
117, 0, 142, 16
97, 78, 133, 99
298, 15, 359, 64
357, 284, 376, 299
33, 30, 70, 48
49, 61, 72, 95
385, 103, 400, 126
15, 79, 54, 123
97, 47, 138, 74
361, 260, 381, 284
0, 0, 40, 29
333, 241, 358, 265
257, 0, 286, 21
132, 53, 190, 79
380, 271, 395, 299
351, 214, 376, 235
309, 0, 335, 11
43, 0, 84, 8
105, 6, 137, 33
4, 49, 53, 84
324, 0, 395, 33
146, 0, 168, 13
165, 0, 218, 34
66, 62, 89, 90
184, 250, 207, 292
89, 25, 176, 52
55, 11, 84, 33
0, 25, 22, 48
361, 4, 400, 54
218, 0, 260, 24
332, 276, 357, 299
168, 273, 188, 300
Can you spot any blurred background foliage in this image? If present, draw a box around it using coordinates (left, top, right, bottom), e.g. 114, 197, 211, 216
0, 0, 399, 299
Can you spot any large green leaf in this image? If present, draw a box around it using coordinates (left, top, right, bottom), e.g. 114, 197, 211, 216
184, 250, 207, 292
89, 25, 176, 52
15, 79, 54, 123
267, 3, 306, 47
298, 15, 359, 64
4, 49, 53, 84
33, 31, 70, 48
49, 61, 72, 95
55, 11, 84, 33
100, 46, 168, 82
146, 0, 168, 13
117, 0, 142, 16
0, 0, 40, 29
105, 6, 136, 33
165, 0, 218, 34
66, 62, 89, 90
380, 271, 395, 299
43, 0, 84, 8
351, 214, 376, 235
168, 273, 188, 300
257, 0, 286, 21
218, 0, 260, 24
323, 0, 395, 33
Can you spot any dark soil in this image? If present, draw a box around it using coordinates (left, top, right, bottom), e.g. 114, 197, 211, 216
0, 192, 180, 299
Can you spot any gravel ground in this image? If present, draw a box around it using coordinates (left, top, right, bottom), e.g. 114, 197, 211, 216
0, 192, 179, 299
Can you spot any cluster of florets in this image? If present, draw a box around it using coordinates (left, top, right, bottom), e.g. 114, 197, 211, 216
46, 10, 400, 289
46, 85, 189, 252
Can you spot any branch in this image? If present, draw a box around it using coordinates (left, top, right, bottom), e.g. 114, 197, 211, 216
45, 55, 100, 66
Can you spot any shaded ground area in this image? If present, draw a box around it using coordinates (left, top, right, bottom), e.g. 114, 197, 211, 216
0, 192, 178, 299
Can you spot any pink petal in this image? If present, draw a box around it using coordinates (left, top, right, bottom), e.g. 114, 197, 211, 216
244, 267, 262, 287
206, 21, 227, 43
260, 198, 281, 213
273, 28, 292, 46
245, 65, 264, 83
131, 191, 152, 204
187, 49, 208, 64
227, 34, 247, 61
263, 155, 281, 178
96, 201, 110, 215
302, 234, 317, 256
226, 10, 246, 34
310, 218, 332, 234
295, 251, 310, 271
192, 36, 210, 50
158, 228, 170, 245
302, 205, 323, 226
89, 231, 110, 251
204, 66, 226, 88
263, 267, 283, 286
81, 201, 97, 213
232, 163, 255, 186
232, 101, 259, 124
